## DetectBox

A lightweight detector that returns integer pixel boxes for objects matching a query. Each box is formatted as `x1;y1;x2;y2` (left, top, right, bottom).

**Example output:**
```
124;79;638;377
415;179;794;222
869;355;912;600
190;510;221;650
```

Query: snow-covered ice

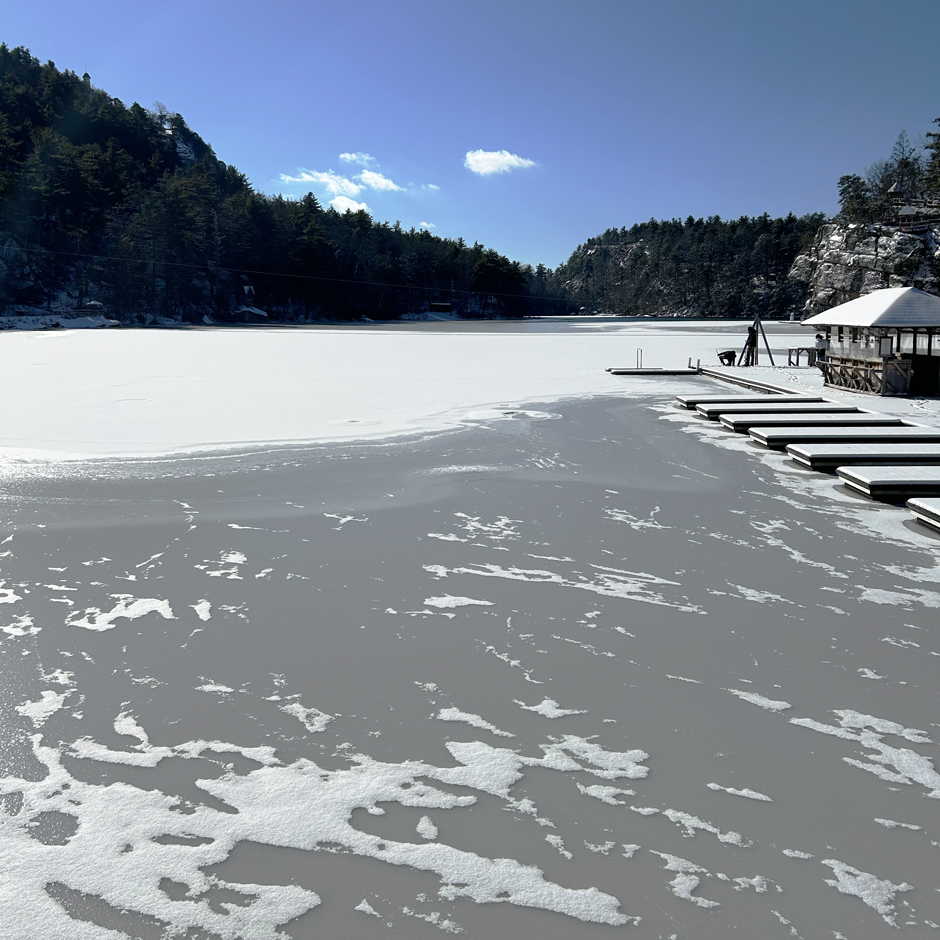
2;318;939;939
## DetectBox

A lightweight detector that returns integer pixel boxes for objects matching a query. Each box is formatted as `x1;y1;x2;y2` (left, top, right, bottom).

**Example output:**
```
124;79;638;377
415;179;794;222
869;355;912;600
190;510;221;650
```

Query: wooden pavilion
803;287;940;397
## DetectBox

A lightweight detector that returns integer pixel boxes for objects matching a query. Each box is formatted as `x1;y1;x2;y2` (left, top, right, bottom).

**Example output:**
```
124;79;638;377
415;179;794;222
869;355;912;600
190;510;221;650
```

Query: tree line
551;213;825;319
837;122;940;223
0;45;561;322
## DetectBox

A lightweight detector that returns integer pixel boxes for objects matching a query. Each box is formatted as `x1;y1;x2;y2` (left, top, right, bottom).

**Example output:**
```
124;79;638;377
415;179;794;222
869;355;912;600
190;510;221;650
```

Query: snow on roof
803;287;940;328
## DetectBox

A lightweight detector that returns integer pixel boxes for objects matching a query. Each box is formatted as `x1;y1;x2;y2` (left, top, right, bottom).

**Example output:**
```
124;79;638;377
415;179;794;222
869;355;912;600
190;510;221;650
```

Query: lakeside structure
803;287;940;396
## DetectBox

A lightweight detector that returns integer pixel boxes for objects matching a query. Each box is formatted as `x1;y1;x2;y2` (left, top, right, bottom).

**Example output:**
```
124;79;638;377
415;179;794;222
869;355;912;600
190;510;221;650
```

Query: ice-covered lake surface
2;318;940;939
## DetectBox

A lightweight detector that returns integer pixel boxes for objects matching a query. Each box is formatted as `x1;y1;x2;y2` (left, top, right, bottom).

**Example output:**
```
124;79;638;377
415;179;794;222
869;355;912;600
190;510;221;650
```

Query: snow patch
515;698;586;718
67;595;175;631
707;782;773;801
15;690;67;727
724;688;791;712
424;596;494;609
821;858;912;925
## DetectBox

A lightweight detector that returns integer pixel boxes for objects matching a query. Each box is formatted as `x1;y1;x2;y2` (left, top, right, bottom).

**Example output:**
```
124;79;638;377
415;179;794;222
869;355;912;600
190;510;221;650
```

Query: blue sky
4;0;939;267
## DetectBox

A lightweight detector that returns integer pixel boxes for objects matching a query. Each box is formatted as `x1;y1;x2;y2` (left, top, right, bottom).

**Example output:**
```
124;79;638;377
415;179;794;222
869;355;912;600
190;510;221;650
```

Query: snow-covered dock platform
719;412;899;433
907;497;940;532
787;442;940;471
675;393;822;410
749;424;940;449
607;367;700;375
696;400;852;420
836;465;940;500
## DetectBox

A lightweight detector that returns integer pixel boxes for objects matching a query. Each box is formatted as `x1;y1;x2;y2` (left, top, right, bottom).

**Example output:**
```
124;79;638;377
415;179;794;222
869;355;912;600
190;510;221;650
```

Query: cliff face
789;222;940;316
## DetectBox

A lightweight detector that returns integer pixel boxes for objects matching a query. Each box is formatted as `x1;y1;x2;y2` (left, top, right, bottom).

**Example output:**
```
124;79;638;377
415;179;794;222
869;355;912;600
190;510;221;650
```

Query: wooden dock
695;401;855;420
719;412;900;433
671;373;940;529
786;442;940;471
607;367;700;375
748;424;940;449
836;465;940;500
907;497;940;533
676;394;822;410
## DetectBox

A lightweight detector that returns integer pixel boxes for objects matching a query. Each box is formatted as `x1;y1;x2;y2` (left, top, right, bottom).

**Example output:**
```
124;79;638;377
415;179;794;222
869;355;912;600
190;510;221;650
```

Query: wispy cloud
330;195;370;213
359;169;404;192
281;156;438;199
464;149;536;176
339;152;376;165
419;221;435;229
280;169;362;197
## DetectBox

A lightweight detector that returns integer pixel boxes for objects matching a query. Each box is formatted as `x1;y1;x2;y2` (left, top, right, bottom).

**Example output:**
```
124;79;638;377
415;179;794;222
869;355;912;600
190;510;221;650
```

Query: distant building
803;287;940;396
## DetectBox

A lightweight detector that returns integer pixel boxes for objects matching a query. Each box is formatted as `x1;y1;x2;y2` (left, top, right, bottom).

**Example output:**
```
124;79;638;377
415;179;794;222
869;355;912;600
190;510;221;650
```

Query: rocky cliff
789;221;940;316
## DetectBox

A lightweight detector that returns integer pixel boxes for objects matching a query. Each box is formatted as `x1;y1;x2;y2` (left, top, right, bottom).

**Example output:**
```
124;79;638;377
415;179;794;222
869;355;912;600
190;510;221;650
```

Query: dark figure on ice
815;333;826;370
740;326;758;367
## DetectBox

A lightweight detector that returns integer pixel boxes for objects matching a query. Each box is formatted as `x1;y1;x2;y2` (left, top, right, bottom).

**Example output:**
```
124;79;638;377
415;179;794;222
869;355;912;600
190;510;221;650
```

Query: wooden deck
748;424;940;449
695;401;852;419
786;443;940;471
676;394;822;410
836;465;940;500
607;368;700;375
719;412;899;433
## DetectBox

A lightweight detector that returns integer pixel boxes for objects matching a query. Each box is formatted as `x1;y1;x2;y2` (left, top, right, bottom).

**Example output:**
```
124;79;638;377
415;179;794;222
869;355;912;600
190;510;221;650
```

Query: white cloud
279;169;362;197
423;183;440;191
464;149;536;176
339;152;376;165
419;221;435;229
330;195;370;214
359;169;404;192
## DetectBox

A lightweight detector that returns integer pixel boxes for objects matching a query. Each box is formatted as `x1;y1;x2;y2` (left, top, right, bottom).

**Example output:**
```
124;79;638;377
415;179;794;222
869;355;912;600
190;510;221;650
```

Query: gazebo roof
803;287;940;328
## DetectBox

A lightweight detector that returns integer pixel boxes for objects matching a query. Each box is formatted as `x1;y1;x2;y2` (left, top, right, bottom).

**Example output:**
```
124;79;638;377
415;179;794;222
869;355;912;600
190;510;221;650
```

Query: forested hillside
554;213;825;319
0;45;548;322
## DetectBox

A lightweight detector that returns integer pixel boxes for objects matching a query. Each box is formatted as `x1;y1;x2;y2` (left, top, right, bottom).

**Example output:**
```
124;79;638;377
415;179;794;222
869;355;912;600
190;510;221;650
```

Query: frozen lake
2;319;939;939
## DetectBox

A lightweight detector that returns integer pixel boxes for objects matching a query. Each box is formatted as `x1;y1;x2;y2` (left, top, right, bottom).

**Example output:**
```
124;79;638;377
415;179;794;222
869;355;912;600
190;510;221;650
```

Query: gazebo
803;287;940;397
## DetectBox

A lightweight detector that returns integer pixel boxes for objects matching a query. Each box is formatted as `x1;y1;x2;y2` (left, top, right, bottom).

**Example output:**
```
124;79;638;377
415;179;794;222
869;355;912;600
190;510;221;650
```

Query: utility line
1;243;567;303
